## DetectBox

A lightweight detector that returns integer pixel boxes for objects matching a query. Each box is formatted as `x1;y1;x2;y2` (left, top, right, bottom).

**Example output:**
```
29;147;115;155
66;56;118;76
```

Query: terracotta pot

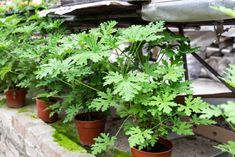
36;98;59;123
75;112;106;146
4;89;27;108
131;138;173;157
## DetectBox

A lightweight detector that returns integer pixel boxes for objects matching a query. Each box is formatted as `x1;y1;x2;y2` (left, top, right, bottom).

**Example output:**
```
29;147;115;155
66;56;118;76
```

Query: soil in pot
131;138;173;157
75;112;106;146
4;89;27;108
36;97;59;123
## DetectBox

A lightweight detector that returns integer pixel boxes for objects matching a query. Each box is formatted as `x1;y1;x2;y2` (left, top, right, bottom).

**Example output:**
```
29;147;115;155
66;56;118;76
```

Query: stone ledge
0;104;94;157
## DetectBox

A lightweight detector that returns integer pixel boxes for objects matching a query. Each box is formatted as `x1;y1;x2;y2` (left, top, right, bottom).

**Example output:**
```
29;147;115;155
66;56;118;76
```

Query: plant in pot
35;21;119;145
31;23;68;123
200;64;235;156
0;11;66;120
0;4;65;108
0;14;33;108
89;22;215;156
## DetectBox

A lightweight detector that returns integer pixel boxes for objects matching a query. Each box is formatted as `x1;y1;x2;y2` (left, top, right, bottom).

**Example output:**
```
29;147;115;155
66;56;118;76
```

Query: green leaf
65;66;93;83
99;21;118;48
118;22;165;43
149;93;177;114
224;64;235;88
191;115;216;125
128;104;147;118
221;101;235;124
104;71;149;101
179;96;209;116
156;63;185;82
0;65;11;79
172;120;193;135
90;89;116;112
13;23;38;34
125;127;153;148
216;141;235;155
63;103;82;123
200;105;222;119
91;133;116;155
69;32;110;65
36;58;71;79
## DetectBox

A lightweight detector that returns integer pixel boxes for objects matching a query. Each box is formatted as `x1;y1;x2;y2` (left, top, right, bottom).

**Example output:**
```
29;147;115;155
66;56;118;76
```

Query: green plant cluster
0;0;50;15
200;64;235;156
0;5;65;92
33;21;214;154
0;4;217;156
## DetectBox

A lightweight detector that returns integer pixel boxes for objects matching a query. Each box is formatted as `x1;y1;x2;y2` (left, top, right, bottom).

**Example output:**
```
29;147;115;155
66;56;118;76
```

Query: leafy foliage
91;133;116;155
89;21;211;154
172;120;193;135
201;63;235;155
0;14;213;156
216;141;235;155
90;89;116;112
223;64;235;88
178;96;209;116
0;9;65;92
104;71;149;101
35;21;119;123
126;127;155;150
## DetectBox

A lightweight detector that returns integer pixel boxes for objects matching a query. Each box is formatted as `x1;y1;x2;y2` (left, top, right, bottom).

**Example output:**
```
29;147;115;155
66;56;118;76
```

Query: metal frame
178;26;235;94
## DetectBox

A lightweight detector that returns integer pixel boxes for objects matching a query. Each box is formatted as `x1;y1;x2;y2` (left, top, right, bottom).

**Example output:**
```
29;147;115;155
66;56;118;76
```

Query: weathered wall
0;106;92;157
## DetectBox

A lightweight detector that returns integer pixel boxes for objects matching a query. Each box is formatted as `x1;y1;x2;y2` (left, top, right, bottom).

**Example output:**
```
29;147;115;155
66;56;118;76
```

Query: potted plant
2;7;66;121
90;22;215;156
0;5;39;107
0;1;65;108
31;22;67;123
35;92;62;123
35;21;118;145
200;64;235;156
0;14;30;108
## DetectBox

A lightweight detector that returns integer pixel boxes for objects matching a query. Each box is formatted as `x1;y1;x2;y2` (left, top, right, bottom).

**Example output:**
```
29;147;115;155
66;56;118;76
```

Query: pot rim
75;112;106;123
131;138;173;155
36;97;59;104
4;88;27;94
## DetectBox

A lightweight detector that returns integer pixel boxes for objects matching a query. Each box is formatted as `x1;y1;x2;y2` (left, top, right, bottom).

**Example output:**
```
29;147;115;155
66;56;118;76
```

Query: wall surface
0;105;93;157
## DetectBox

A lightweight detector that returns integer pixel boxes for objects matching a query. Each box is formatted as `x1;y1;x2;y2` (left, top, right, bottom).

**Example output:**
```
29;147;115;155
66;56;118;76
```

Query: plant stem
56;77;73;88
10;71;20;75
74;79;100;92
117;47;135;65
56;77;100;92
134;42;143;65
151;113;178;130
115;116;131;137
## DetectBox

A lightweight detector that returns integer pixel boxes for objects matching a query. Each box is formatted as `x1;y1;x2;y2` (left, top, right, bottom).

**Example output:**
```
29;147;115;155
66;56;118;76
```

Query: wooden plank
176;93;235;105
193;125;235;143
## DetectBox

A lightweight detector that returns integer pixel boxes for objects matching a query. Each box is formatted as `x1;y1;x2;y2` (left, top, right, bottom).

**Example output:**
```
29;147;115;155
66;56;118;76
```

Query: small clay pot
75;112;106;146
131;138;173;157
36;98;59;123
4;89;27;108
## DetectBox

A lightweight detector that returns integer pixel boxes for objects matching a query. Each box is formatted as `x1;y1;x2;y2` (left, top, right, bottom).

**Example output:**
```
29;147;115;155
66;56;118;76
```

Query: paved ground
106;118;227;157
172;136;221;157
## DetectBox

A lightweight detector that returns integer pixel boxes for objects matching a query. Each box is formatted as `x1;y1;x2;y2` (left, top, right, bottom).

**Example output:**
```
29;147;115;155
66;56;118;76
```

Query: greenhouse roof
39;0;235;25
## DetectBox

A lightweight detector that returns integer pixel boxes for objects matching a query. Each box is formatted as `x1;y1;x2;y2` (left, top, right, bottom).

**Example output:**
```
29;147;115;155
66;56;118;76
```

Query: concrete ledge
0;104;93;157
